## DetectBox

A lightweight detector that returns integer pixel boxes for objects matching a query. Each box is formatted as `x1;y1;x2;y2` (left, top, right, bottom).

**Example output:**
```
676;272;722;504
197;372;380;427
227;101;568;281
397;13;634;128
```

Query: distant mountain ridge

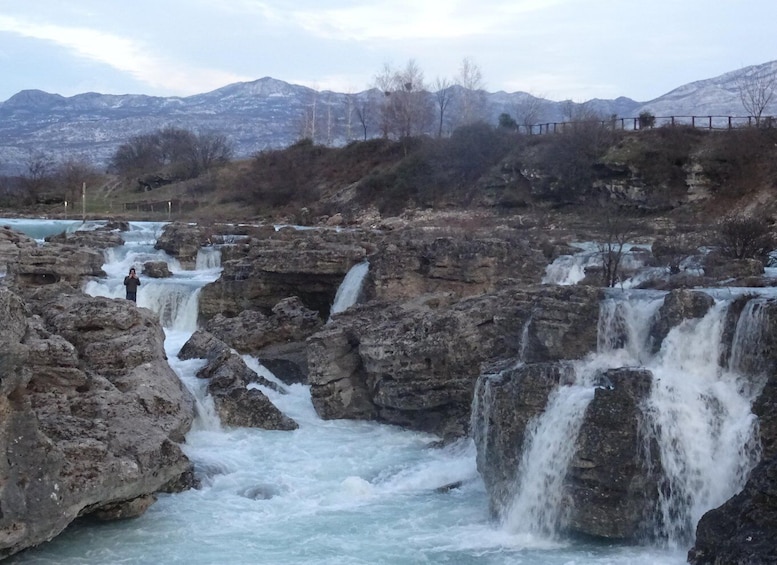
0;61;775;175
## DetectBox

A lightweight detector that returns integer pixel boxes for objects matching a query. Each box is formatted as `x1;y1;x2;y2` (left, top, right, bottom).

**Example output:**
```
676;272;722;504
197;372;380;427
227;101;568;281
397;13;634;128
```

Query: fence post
728;116;732;129
708;116;712;129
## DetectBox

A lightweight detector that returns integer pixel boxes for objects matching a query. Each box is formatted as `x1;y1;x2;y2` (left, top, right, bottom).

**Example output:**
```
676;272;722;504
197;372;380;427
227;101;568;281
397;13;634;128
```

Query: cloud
275;0;565;42
0;14;250;95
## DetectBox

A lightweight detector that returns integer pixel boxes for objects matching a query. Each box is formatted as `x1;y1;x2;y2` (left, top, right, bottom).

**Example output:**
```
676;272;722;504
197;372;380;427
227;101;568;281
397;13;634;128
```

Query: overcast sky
0;0;775;104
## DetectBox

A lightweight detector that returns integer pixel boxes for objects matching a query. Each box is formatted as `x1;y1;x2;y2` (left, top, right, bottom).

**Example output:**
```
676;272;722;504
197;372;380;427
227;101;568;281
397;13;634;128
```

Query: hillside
1;60;775;176
9;122;776;244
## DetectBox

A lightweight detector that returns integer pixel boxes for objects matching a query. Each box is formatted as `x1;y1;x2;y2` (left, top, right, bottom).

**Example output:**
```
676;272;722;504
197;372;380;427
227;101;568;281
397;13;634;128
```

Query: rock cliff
0;283;195;559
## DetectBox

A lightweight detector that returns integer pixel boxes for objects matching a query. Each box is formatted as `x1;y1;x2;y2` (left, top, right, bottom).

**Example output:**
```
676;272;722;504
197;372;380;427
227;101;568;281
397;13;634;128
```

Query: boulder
307;284;603;439
0;285;195;560
154;222;208;269
5;243;105;290
198;234;366;320
688;456;777;565
177;329;232;361
197;349;296;430
648;289;714;353
143;261;172;278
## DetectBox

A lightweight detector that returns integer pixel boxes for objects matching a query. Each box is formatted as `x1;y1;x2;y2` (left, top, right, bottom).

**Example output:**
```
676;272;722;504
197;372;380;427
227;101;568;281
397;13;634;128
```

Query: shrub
638;112;656;129
715;215;774;261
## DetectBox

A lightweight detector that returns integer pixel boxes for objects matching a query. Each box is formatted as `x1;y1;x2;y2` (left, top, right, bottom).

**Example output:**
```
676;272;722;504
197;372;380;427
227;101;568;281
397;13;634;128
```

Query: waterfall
83;223;221;334
196;247;222;270
642;301;761;546
542;243;655;287
728;298;768;379
330;261;369;317
492;290;767;547
501;367;594;537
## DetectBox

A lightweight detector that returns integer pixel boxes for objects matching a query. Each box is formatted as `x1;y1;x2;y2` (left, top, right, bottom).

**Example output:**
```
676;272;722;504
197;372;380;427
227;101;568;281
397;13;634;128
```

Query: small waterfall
330;261;369;317
542;243;652;287
542;244;598;285
728;298;768;379
196;247;222;270
491;290;768;546
502;374;595;537
641;300;762;545
84;223;220;334
597;292;664;363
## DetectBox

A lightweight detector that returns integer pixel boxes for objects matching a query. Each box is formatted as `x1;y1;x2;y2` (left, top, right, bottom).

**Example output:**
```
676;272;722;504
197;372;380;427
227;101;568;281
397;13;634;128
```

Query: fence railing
521;115;774;135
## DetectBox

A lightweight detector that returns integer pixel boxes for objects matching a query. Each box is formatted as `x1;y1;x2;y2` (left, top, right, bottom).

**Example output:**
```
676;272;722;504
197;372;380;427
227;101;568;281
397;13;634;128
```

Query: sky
0;0;775;104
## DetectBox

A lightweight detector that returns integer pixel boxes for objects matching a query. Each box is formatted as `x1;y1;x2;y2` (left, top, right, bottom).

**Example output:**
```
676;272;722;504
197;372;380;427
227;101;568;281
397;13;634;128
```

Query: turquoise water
5;219;693;565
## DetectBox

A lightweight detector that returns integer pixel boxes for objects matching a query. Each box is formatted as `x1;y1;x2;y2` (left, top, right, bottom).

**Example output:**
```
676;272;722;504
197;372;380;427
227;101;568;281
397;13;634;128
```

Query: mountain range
1;60;775;175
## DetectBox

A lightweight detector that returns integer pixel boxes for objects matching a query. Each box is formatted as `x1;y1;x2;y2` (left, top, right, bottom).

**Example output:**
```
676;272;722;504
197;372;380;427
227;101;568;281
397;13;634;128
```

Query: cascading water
642;299;764;546
491;288;769;550
330;260;369;317
9;218;765;564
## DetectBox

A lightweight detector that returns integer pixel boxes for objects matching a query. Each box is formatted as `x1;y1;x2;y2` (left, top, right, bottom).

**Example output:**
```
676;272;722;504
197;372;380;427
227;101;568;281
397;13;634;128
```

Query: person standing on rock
124;267;141;302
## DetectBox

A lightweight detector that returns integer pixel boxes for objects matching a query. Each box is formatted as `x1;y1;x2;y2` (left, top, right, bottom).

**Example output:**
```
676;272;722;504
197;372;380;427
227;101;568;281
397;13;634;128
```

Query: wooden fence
521;115;774;135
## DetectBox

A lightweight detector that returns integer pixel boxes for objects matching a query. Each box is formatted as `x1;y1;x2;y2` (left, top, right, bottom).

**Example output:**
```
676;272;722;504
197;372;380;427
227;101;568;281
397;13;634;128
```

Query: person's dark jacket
124;274;141;293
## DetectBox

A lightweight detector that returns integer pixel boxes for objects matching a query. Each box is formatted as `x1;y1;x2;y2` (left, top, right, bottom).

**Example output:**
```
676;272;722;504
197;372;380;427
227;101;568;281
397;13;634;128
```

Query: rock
367;231;547;303
5;243;105;291
307;284;602;439
205;297;322;353
196;348;297;430
154;222;208;269
472;361;571;516
648;289;714;353
0;285;195;560
326;213;345;226
45;228;124;249
203;298;324;381
198;349;284;394
565;368;659;540
703;252;765;280
198;233;366;320
0;226;37;273
208;386;297;431
178;329;232;361
143;261;172;278
688;456;777;565
473;364;660;541
88;494;157;521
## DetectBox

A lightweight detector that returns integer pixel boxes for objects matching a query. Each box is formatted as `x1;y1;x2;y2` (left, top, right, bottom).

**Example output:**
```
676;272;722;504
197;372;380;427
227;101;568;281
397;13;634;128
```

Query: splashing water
6;220;699;564
330;261;369;317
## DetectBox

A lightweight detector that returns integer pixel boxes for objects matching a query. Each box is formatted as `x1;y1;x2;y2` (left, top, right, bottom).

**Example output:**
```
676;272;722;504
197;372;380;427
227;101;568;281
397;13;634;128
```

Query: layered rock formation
0;283;195;559
307;285;602;439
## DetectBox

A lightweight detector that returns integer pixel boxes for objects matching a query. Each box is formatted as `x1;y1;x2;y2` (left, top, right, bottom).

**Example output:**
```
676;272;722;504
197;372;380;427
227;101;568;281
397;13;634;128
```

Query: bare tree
598;205;634;288
433;77;454;138
374;60;434;139
343;90;357;142
22;151;55;201
188;132;232;176
736;66;776;125
299;88;319;142
455;57;487;127
56;157;101;204
514;92;547;132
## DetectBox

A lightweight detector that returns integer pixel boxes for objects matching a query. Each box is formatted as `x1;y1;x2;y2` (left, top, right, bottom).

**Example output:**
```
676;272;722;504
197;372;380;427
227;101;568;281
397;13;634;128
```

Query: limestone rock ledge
0;284;195;560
